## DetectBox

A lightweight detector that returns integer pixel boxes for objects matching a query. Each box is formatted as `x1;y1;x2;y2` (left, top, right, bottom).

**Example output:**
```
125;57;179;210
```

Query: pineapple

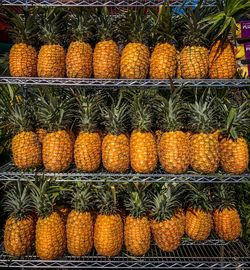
150;185;183;252
124;184;151;256
203;0;250;79
94;184;123;257
129;91;157;173
3;8;37;77
219;98;249;174
150;4;177;79
120;8;151;79
213;185;241;241
30;179;66;260
185;184;213;241
179;3;209;79
66;183;94;256
155;87;189;174
37;7;65;78
100;93;130;173
35;89;74;172
66;8;94;78
3;182;36;256
74;90;102;172
188;90;219;174
93;8;119;78
0;85;42;169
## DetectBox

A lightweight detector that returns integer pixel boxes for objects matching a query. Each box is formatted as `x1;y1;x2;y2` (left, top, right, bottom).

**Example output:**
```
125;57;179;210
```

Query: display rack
0;77;250;87
0;162;249;183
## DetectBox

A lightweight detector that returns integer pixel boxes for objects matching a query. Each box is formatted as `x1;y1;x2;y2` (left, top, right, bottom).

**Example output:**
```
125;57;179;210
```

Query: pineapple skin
189;133;219;174
213;208;241;241
94;214;123;257
93;40;120;79
150;43;177;79
9;43;37;77
36;128;48;144
209;40;236;79
130;131;157;173
120;43;150;79
175;208;186;237
42;130;73;172
12;131;42;169
102;133;130;173
74;131;102;172
151;217;182;252
36;211;66;260
220;138;249;174
66;210;93;256
66;41;93;78
158;131;189;174
37;44;65;78
124;216;150;256
4;215;35;256
185;208;212;241
179;46;209;79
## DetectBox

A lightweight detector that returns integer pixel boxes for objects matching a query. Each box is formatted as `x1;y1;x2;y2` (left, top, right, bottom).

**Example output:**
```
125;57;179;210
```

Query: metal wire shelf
0;77;250;88
0;240;248;268
0;162;249;183
0;0;216;7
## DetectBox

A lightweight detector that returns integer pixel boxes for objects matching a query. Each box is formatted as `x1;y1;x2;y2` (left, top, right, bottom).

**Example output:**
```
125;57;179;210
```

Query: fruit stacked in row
4;0;250;79
3;181;242;259
0;85;248;175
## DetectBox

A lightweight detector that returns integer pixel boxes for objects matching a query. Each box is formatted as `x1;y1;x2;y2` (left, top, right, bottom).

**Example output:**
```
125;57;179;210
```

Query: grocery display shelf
0;77;250;88
0;0;216;7
0;162;249;183
0;240;248;269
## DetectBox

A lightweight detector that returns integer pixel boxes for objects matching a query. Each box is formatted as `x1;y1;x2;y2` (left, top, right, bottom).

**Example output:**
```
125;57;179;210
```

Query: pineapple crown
155;85;185;132
30;177;63;218
150;184;181;222
37;7;65;45
100;92;129;135
35;88;75;132
67;8;94;43
124;183;151;218
70;183;93;212
188;89;219;133
202;0;250;43
94;183;120;215
3;181;32;220
184;183;213;212
75;89;103;132
1;7;38;45
213;184;237;211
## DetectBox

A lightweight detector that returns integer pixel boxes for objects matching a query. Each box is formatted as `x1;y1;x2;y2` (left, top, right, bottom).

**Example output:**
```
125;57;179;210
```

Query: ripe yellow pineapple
3;182;36;257
175;208;185;236
3;8;37;77
219;100;249;174
213;185;241;241
93;8;119;78
129;91;157;173
94;184;123;257
156;88;189;174
0;85;42;169
179;4;209;79
185;184;212;241
74;91;102;172
37;8;65;77
66;183;94;256
188;90;219;174
36;89;74;172
150;5;177;79
30;179;66;260
120;9;150;79
150;186;183;252
36;128;48;144
101;93;130;173
124;184;151;256
66;9;93;78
